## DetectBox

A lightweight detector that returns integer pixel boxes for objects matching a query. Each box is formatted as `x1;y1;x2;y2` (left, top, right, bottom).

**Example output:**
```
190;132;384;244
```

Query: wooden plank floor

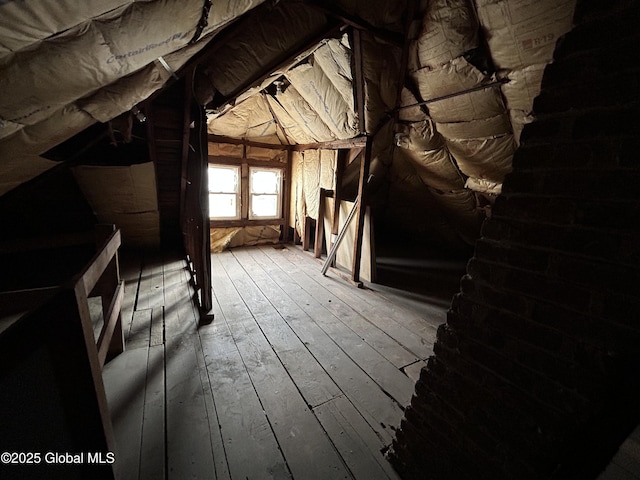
103;245;445;480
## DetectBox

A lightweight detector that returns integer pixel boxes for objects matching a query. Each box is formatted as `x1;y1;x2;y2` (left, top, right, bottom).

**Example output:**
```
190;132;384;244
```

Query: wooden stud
180;69;194;221
208;134;291;150
282;149;293;242
314;188;327;258
305;0;404;47
302;216;313;252
331;150;348;244
350;28;367;135
78;230;122;299
208;156;287;169
351;137;373;284
97;281;125;366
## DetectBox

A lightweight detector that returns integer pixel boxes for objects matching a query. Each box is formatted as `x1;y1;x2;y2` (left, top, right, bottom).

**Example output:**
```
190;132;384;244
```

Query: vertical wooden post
180;67;194;222
282;149;293;242
350;28;367;135
302;216;313;251
351;137;373;284
330;150;348;254
314;188;327;258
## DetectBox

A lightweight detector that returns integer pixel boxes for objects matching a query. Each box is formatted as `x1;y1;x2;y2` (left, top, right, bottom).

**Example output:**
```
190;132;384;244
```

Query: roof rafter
304;0;404;47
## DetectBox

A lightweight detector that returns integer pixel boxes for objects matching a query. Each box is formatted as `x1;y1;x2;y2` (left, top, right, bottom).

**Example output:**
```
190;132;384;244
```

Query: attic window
249;167;282;219
208;165;240;219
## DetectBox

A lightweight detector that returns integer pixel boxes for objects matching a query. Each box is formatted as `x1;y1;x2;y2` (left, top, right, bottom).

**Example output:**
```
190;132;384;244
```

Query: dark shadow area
373;226;472;310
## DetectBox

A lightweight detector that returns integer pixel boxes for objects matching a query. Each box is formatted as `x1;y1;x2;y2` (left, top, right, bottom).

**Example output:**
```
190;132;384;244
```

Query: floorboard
277;246;439;357
200;319;290;480
240;248;403;444
103;245;442;480
250;247;414;408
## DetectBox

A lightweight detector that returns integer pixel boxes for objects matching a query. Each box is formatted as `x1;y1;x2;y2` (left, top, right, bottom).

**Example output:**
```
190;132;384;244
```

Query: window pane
251;194;278;217
208;166;238;193
251;169;280;194
210;193;238;218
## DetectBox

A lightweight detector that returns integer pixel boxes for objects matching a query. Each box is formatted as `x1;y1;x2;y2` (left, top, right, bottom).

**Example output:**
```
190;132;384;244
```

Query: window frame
248;166;283;220
207;157;286;227
208;164;241;221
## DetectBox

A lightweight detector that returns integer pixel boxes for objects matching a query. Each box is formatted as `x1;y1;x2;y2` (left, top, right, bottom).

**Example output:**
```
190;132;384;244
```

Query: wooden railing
72;224;125;368
0;224;124;478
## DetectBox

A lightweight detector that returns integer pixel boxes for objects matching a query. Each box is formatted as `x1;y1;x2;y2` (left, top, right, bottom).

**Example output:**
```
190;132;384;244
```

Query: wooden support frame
180;67;195;221
208;134;290;150
292;136;367;151
283;149;293;242
351;137;373;285
314;188;331;258
302;216;314;252
331;150;348;246
209;156;287;169
76;225;125;368
210;22;343;111
350;28;367;136
305;0;403;47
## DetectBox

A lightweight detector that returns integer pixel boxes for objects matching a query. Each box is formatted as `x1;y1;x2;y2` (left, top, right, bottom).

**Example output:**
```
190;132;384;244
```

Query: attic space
1;0;640;479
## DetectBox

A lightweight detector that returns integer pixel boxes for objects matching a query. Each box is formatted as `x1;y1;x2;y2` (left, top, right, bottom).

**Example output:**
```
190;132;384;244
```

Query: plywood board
335;200;373;282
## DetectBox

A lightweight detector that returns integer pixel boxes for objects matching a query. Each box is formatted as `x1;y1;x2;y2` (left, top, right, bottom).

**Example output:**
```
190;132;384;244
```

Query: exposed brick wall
389;1;640;479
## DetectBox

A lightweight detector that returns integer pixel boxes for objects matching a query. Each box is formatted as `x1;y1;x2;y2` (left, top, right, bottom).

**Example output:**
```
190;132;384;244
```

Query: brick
504;170;640;201
392;3;640;478
460;275;532;316
548;253;640;295
534;72;640;115
519;117;571;146
601;293;640;326
469;258;594;312
618;137;640;166
509;143;555;170
541;40;640;89
574;199;640;230
481;218;640;266
573;0;637;26
573;107;640;139
554;3;640;60
493;195;578;224
474;239;550;273
531;302;605;347
511;139;619;171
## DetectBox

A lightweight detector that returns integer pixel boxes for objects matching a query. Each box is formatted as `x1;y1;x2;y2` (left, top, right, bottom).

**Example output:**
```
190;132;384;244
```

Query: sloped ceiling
0;0;577;247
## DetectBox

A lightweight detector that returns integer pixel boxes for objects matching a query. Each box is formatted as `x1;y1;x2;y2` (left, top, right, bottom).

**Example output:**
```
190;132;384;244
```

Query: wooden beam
331;150;348;241
350;28;367;135
292;136;367;151
263;92;291;145
77;229;122;298
210;218;286;228
305;1;403;47
241;163;249;220
282;149;293;242
393;0;417;111
208;134;290;151
302;216;313;252
97;281;125;367
72;281;117;457
211;22;343;110
180;71;194;221
208;156;287;169
351;137;373;284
